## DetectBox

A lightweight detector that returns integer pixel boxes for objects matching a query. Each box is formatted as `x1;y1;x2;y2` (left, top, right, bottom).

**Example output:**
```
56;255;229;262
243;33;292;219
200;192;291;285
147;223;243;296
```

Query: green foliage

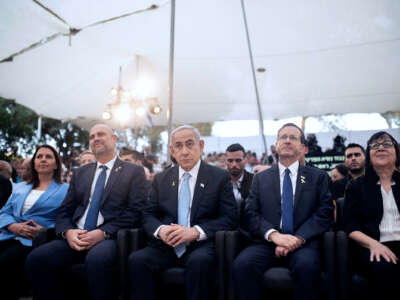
0;98;38;160
0;96;89;162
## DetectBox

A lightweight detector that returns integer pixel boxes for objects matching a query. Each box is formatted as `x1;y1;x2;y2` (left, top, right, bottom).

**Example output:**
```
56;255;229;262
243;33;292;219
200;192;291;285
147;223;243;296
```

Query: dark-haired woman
344;131;400;297
0;145;68;299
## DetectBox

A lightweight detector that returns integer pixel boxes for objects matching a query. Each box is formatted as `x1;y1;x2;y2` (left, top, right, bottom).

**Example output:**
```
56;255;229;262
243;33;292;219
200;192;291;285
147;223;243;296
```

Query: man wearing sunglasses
331;143;366;201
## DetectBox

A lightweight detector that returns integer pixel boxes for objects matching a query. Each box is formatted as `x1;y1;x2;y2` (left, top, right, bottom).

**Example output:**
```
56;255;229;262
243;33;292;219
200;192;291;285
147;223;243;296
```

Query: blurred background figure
330;163;348;182
267;145;279;165
0;145;68;300
306;133;323;156
19;158;32;183
325;135;346;155
120;147;151;180
79;150;96;166
0;161;13;209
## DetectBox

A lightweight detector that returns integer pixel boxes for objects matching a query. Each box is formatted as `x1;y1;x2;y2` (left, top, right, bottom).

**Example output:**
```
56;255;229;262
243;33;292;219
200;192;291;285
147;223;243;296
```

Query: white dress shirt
265;161;298;241
76;156;117;230
21;190;44;215
379;182;400;243
232;173;244;203
154;159;206;241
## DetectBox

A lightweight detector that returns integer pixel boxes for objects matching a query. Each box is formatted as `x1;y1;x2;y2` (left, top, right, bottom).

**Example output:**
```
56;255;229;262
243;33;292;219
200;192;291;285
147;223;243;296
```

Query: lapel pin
200;183;205;188
172;181;176;187
300;176;306;184
114;166;122;172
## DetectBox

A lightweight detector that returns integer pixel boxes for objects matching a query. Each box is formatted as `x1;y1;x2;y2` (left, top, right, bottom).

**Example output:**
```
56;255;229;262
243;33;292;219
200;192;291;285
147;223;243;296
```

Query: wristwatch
103;231;111;240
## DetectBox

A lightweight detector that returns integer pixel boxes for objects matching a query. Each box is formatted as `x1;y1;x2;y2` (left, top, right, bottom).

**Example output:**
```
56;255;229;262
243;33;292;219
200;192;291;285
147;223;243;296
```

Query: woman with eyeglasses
0;145;68;299
343;131;400;297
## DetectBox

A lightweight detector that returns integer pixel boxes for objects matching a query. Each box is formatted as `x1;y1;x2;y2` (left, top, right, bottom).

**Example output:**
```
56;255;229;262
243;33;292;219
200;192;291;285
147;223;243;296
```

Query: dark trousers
233;243;321;300
128;242;215;300
354;240;400;298
25;239;118;300
0;239;32;300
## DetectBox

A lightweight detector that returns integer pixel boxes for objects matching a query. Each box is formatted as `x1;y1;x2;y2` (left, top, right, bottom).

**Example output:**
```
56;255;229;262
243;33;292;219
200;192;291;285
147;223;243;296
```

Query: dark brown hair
29;145;63;188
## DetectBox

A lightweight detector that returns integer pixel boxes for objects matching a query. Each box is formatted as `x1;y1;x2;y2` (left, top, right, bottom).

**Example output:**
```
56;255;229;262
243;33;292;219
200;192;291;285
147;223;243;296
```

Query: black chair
120;228;226;300
225;231;336;300
335;198;370;300
32;227;129;300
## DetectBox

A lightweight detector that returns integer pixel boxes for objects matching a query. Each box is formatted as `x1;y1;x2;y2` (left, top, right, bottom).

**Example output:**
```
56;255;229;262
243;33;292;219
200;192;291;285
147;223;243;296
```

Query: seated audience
330;163;348;182
343;131;400;298
0;145;68;300
120;147;151;180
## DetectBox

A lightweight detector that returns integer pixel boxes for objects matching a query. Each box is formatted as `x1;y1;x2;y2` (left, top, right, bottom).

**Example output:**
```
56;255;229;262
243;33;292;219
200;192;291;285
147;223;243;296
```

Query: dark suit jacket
56;158;147;236
0;175;12;209
343;170;400;241
143;161;238;249
245;164;333;244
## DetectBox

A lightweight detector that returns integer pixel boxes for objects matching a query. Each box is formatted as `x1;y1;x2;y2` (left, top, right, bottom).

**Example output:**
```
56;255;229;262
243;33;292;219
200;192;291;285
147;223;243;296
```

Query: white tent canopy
1;0;400;129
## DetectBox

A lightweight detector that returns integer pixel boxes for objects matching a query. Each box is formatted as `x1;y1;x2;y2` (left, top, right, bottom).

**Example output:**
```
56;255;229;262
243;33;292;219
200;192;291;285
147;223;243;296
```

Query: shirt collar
179;159;201;181
278;160;299;177
97;155;117;171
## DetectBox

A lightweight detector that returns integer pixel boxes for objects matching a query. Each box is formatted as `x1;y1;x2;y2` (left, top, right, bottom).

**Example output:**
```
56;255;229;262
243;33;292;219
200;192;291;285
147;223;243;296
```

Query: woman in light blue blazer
0;145;68;300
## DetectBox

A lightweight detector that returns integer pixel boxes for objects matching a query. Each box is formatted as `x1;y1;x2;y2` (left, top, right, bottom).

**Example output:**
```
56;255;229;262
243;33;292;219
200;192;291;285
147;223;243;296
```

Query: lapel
293;165;307;211
15;184;33;216
25;180;60;214
101;158;123;206
169;166;179;220
83;163;97;207
270;165;281;209
190;161;207;224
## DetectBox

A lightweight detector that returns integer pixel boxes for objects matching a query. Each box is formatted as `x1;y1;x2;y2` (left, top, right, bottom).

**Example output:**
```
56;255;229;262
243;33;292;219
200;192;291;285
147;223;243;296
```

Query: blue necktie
84;165;107;231
281;168;294;234
175;172;191;257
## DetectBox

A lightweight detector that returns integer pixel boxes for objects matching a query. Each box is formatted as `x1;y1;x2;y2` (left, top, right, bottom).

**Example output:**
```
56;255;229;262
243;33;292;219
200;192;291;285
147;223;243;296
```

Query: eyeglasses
369;140;394;150
346;153;362;159
226;158;244;163
278;134;300;142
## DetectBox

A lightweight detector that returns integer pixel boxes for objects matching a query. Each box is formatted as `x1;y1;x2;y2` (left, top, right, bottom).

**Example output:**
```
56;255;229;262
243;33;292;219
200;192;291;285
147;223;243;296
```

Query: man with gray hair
128;125;238;300
0;160;12;208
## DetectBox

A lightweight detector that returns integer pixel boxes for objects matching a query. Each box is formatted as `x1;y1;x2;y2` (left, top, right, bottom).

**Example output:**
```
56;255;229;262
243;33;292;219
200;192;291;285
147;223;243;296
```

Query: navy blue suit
26;158;147;300
234;164;333;300
128;161;238;300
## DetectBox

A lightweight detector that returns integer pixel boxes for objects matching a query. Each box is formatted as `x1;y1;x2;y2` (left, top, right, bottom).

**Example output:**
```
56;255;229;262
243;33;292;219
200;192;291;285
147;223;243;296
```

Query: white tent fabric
1;0;400;129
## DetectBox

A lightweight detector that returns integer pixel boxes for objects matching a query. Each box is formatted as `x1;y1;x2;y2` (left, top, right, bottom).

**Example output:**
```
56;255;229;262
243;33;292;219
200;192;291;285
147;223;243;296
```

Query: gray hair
170;125;201;145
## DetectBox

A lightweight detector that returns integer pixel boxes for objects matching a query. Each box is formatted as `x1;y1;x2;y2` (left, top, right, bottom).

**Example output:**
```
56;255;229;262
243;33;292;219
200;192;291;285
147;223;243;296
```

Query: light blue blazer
0;180;68;246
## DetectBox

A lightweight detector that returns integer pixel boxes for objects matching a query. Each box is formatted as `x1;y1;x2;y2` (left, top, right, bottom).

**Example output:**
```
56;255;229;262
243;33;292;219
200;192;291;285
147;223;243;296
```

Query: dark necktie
84;165;107;231
281;168;294;234
175;172;191;257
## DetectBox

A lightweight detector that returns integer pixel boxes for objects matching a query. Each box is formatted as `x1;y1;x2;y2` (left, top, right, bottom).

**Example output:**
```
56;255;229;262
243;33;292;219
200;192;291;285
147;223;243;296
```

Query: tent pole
166;0;176;163
37;115;42;140
240;0;268;158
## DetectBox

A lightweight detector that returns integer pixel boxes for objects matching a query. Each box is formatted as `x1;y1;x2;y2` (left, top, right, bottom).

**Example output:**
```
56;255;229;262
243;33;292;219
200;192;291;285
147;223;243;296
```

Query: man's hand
7;219;40;239
275;246;290;258
65;229;90;251
269;232;303;252
78;229;105;249
158;225;179;245
164;224;200;247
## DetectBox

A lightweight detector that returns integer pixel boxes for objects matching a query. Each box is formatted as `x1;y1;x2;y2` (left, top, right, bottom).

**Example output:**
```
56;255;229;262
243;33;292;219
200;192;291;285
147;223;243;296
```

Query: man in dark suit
233;123;333;300
225;143;254;218
128;125;238;300
26;124;147;300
